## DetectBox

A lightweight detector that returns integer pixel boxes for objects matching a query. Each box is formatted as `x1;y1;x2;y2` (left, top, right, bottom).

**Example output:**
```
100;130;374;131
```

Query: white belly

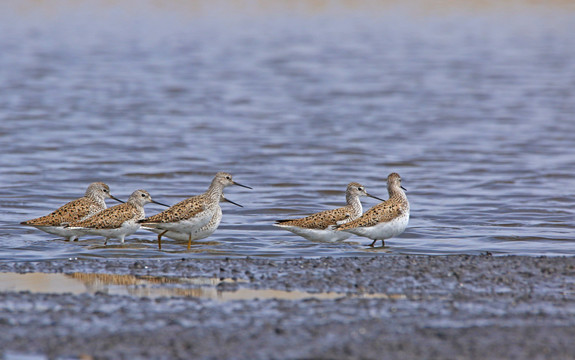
33;226;81;241
144;207;223;242
151;209;214;234
275;224;352;242
345;213;409;241
80;221;141;240
144;225;218;242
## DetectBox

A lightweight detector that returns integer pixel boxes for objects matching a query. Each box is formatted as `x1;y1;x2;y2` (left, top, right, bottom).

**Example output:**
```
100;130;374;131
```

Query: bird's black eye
103;189;108;193
358;187;363;191
226;176;231;180
141;194;146;197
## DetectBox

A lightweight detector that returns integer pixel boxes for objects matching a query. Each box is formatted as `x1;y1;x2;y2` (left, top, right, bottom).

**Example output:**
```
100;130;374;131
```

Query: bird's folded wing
67;204;130;229
338;202;403;230
21;198;93;226
140;197;206;224
276;207;350;230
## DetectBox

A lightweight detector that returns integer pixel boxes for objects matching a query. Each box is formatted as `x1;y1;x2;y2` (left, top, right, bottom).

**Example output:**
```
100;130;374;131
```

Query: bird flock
21;172;409;249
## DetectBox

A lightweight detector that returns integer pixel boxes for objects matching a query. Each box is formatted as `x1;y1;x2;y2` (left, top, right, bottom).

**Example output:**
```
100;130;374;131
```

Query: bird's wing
21;197;95;226
337;201;403;230
67;204;133;229
140;196;206;224
276;206;352;230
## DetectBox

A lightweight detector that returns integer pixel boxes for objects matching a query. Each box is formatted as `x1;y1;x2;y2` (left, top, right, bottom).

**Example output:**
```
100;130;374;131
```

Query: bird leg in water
157;230;168;250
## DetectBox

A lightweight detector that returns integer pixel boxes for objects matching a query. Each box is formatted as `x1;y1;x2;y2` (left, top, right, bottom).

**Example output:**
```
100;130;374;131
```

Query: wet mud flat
0;255;574;359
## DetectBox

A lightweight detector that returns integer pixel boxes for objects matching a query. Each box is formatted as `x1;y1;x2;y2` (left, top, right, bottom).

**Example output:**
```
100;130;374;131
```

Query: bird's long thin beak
233;181;252;190
152;200;170;207
401;186;407;191
110;195;125;203
367;193;386;202
223;197;243;208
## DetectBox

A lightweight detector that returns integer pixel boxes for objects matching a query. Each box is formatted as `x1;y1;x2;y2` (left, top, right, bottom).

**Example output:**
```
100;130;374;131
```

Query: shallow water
1;1;575;261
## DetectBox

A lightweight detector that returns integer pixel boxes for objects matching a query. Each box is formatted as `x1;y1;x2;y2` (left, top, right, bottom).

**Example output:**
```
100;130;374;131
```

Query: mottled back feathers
21;182;120;227
139;195;207;224
21;197;103;226
275;207;352;230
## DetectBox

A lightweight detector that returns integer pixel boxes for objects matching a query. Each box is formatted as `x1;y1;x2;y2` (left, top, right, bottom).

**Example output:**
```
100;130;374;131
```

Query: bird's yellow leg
157;230;168;250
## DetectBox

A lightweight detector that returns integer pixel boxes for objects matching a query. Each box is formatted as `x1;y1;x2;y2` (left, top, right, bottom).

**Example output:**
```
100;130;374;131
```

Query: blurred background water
1;0;574;261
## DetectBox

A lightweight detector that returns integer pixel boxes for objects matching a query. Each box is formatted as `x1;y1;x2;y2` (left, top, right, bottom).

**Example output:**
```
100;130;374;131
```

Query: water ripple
1;2;575;260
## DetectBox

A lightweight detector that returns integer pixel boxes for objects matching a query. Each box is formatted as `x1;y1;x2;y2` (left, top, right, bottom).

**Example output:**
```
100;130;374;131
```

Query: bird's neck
126;199;143;209
87;194;106;208
346;193;363;218
388;186;408;207
205;182;225;202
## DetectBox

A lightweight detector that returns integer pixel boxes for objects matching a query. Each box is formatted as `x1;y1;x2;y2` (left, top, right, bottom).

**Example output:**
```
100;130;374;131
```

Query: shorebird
138;172;252;250
336;173;409;247
20;182;123;241
142;195;243;250
65;190;168;245
274;182;385;242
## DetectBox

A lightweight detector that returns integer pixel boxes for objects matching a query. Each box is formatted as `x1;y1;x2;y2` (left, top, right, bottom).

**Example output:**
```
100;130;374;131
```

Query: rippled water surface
1;1;575;261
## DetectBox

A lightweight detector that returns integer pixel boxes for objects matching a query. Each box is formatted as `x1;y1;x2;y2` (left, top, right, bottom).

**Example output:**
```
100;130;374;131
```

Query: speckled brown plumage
275;208;353;230
140;195;207;224
68;202;142;229
336;173;410;247
337;174;408;230
274;182;384;233
138;172;252;250
20;182;120;227
21;197;103;226
336;198;405;230
142;195;243;249
65;190;167;245
139;172;251;226
66;189;162;230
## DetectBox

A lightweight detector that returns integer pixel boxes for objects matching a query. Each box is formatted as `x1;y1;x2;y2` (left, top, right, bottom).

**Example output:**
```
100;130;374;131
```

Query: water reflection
0;272;404;301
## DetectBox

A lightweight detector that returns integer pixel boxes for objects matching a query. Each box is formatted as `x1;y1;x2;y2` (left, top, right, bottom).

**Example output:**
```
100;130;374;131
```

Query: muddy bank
0;255;574;359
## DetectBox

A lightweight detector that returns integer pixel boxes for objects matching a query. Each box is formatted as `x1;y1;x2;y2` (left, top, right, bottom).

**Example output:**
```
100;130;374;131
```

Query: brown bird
65;190;168;245
21;182;123;241
139;172;252;250
274;182;384;242
337;173;409;247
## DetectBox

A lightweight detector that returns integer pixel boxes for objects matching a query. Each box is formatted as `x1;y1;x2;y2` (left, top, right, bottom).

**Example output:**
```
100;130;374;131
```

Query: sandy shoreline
0;255;574;359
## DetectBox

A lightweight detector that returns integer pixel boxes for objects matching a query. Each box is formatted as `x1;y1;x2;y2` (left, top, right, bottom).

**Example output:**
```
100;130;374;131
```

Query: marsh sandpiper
142;195;243;250
139;172;252;250
336;173;409;247
66;189;168;245
274;182;384;242
20;182;123;241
